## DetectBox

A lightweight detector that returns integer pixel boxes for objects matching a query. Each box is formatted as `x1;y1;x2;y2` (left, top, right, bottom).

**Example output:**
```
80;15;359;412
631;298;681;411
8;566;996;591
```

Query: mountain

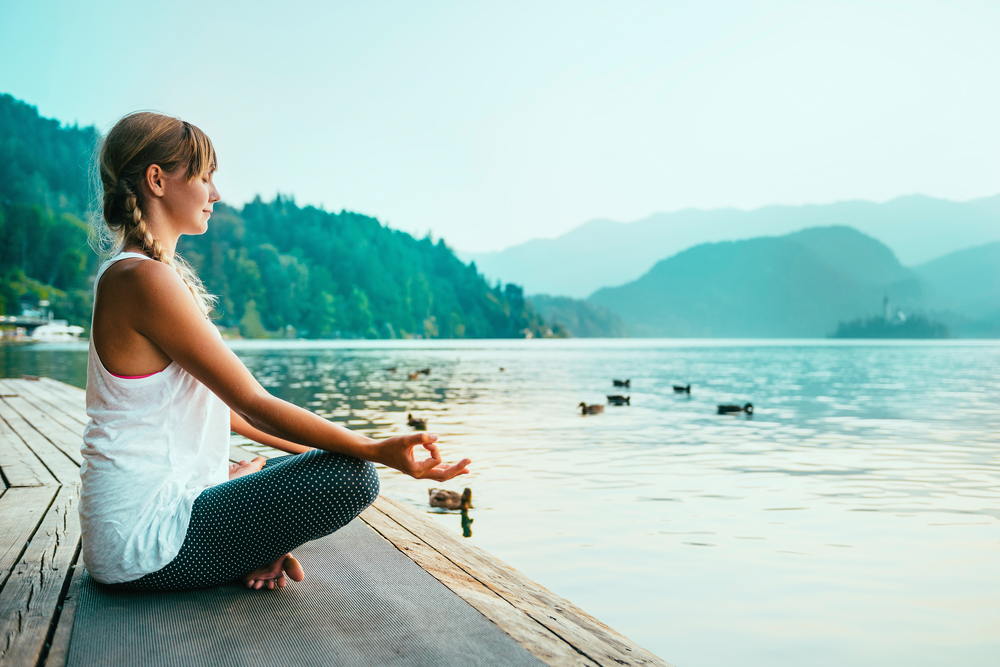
465;196;1000;298
588;227;932;338
0;92;550;339
915;241;1000;319
0;93;97;214
0;94;99;321
527;294;629;338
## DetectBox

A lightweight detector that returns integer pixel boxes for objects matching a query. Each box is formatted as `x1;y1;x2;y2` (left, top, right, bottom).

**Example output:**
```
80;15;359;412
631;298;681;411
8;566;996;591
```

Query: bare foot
228;457;267;481
242;554;305;591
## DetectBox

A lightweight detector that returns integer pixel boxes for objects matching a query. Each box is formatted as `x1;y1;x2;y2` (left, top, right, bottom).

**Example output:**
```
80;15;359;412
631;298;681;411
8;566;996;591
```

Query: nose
209;181;221;204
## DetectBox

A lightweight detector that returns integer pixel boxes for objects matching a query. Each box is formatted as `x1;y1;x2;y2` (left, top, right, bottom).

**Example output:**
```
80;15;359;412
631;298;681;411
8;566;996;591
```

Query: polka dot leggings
113;449;380;591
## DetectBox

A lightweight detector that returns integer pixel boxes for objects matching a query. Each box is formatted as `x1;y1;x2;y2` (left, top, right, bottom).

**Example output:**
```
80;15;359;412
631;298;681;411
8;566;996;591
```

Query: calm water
3;339;998;667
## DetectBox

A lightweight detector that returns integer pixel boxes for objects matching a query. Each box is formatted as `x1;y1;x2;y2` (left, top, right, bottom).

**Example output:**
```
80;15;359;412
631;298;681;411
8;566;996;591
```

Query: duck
429;487;473;511
408;371;420;381
579;402;605;415
717;403;753;415
673;384;691;394
408;413;428;429
385;366;397;372
418;367;431;375
499;367;505;372
613;379;630;388
606;395;630;406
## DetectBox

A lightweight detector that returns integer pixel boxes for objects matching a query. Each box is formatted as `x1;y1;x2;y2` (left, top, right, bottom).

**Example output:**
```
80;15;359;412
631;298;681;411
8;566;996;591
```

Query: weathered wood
372;497;670;667
0;486;59;590
0;383;87;466
0;411;56;488
0;395;82;467
37;378;85;402
0;380;86;434
361;506;599;667
0;484;80;667
0;400;79;485
41;559;84;667
3;380;87;428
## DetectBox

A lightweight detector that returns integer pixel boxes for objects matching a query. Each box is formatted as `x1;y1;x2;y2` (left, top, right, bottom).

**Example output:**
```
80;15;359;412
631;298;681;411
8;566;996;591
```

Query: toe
284;556;305;582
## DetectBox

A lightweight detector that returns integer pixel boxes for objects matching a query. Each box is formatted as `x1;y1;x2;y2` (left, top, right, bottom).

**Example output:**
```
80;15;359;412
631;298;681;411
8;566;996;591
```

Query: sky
2;0;999;253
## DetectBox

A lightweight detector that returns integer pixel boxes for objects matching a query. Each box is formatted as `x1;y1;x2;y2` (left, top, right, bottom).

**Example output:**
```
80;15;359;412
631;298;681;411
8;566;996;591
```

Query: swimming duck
408;413;428;429
607;395;630;406
408;371;420;380
717;403;753;415
613;379;630;388
579;402;605;415
385;366;397;372
673;384;691;393
418;367;431;375
429;487;473;510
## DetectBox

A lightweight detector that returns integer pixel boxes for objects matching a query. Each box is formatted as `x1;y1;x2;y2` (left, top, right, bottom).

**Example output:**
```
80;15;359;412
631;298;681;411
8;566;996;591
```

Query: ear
145;164;167;197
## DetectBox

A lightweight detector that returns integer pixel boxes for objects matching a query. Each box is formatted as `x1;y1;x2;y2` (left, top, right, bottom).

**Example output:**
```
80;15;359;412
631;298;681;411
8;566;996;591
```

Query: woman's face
159;163;221;236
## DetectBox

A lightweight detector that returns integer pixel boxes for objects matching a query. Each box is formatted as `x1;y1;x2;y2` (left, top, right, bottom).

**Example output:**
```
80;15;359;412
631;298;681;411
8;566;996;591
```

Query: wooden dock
0;376;669;667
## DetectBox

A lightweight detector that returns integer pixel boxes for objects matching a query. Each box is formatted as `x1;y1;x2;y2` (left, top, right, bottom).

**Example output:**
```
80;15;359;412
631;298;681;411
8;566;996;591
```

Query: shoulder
101;258;197;311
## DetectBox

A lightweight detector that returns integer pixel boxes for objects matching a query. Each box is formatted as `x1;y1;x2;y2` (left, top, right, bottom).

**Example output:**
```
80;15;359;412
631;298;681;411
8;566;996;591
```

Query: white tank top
80;252;230;584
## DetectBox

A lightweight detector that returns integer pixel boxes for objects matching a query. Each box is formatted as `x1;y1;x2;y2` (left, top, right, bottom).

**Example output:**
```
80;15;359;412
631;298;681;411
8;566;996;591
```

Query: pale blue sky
2;0;998;252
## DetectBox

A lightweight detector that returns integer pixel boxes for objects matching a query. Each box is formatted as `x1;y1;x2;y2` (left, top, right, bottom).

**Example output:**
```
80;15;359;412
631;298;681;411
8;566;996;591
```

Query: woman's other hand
373;433;471;481
228;457;267;480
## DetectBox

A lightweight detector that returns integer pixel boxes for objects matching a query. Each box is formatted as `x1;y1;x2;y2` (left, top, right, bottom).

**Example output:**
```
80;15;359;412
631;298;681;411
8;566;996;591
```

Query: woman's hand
372;433;471;481
228;457;267;480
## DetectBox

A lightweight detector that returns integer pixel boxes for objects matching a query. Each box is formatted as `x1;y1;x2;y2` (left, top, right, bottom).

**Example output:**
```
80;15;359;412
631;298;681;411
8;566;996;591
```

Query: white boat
31;321;85;342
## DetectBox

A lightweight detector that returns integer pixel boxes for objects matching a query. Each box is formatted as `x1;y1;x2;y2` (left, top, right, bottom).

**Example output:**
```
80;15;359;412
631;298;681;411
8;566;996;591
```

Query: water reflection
461;508;474;538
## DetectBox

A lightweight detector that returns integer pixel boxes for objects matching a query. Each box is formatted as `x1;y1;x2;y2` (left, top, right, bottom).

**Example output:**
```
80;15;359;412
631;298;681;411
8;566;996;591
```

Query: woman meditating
81;111;470;591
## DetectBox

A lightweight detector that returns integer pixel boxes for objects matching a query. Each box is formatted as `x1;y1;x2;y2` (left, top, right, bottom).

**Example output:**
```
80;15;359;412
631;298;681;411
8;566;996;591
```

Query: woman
81;111;470;592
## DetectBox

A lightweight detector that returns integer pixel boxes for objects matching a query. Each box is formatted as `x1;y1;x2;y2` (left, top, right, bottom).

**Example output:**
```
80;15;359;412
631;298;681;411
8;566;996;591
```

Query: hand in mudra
375;433;471;481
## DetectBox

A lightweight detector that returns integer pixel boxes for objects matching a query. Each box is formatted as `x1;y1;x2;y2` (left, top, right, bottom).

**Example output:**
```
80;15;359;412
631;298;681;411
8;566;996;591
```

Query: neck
123;239;176;261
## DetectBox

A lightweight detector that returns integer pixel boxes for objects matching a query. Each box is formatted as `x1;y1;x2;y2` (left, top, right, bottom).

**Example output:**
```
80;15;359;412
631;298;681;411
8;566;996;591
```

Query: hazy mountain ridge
466;196;1000;298
915;241;1000;319
589;227;946;338
527;294;629;338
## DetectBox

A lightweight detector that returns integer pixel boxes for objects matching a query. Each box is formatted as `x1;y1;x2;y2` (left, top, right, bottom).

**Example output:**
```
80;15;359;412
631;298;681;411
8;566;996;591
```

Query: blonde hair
91;111;218;316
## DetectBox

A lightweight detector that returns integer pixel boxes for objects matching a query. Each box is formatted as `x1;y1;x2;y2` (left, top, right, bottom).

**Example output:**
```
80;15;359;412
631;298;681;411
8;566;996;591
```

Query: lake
2;338;997;667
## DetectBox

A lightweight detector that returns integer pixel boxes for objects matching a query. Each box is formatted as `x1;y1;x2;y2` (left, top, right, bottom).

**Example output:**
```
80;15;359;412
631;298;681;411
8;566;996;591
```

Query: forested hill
0;92;549;339
179;197;543;338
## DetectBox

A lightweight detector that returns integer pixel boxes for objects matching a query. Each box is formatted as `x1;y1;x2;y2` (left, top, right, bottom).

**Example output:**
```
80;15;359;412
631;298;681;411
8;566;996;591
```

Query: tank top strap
94;252;153;294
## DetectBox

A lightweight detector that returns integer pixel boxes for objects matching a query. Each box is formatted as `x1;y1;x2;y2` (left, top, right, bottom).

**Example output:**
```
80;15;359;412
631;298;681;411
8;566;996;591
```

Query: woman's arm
230;410;313;455
125;260;469;481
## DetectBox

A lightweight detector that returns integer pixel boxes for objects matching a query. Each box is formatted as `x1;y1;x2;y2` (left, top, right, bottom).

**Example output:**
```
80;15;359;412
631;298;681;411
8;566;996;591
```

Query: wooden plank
0;380;86;434
42;559;84;667
0;484;81;667
0;401;80;485
372;497;670;667
3;380;88;428
0;395;83;467
0;486;59;590
0;384;89;467
360;506;599;667
0;410;56;488
38;378;85;402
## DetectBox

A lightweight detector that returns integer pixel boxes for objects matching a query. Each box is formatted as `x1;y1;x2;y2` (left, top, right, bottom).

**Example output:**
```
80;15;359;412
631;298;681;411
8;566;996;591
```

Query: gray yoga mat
67;519;546;667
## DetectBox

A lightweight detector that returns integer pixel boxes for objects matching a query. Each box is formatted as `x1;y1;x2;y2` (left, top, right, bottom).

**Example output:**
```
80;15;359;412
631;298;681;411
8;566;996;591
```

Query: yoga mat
67;519;546;667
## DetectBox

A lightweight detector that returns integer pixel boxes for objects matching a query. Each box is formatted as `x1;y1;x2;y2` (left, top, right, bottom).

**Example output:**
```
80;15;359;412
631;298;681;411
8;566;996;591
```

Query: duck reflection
461;508;473;538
